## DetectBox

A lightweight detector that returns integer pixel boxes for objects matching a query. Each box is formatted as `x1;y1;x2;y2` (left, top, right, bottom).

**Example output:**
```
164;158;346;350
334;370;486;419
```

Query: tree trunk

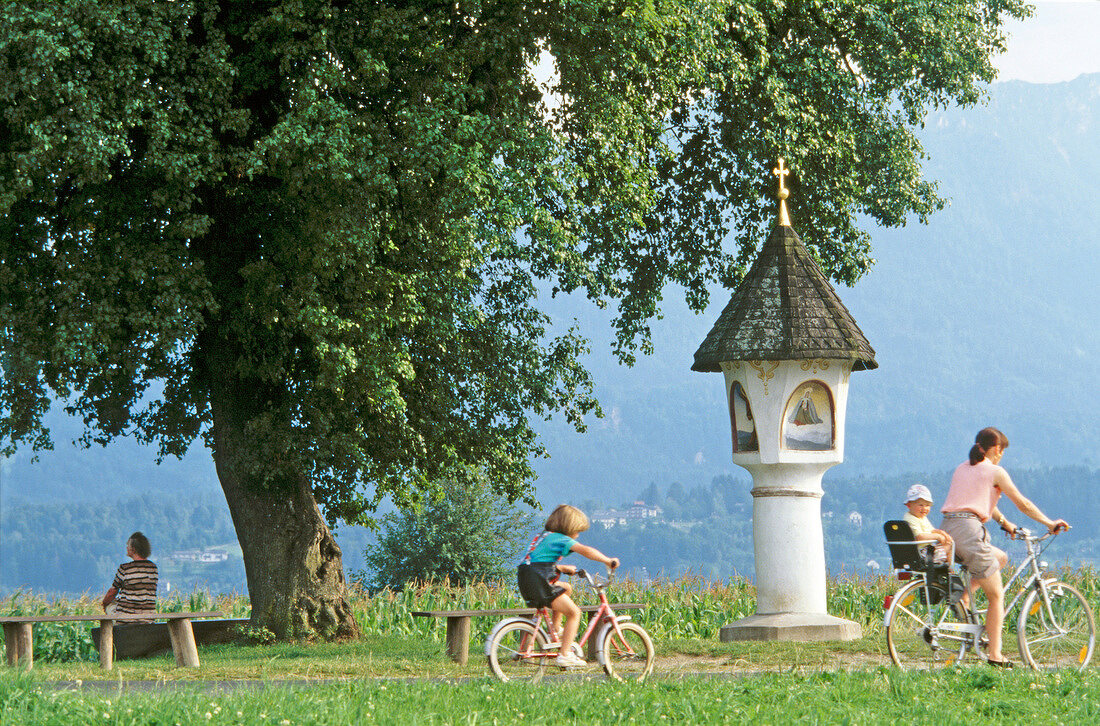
208;375;361;641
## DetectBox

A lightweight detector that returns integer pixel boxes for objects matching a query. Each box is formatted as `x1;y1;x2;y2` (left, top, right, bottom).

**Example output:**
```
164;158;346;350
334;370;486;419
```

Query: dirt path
42;652;901;693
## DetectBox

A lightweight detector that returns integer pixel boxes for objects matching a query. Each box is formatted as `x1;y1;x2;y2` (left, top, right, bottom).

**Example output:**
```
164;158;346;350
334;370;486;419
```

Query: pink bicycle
485;568;654;682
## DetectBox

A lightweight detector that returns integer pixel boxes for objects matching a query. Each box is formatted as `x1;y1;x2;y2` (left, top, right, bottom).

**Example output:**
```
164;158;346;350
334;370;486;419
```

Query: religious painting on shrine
781;381;834;451
729;381;759;453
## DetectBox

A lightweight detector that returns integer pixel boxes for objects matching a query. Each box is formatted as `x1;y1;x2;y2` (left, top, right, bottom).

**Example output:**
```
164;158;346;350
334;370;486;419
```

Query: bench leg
98;620;114;670
4;623;33;668
444;616;471;665
166;619;201;667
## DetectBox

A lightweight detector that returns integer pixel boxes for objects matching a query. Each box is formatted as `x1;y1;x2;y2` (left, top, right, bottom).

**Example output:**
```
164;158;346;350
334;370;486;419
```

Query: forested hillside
578;466;1100;581
1;494;242;596
5;465;1094;596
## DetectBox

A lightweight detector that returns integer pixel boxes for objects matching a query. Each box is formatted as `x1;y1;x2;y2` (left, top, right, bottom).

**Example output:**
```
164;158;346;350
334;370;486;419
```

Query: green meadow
4;572;1100;723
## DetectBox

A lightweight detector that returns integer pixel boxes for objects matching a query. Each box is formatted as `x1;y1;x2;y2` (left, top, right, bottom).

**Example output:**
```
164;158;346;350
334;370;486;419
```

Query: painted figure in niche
730;381;759;452
782;381;833;451
789;387;824;426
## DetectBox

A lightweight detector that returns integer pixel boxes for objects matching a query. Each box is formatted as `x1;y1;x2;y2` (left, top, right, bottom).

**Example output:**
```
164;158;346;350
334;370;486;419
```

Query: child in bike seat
903;484;952;564
517;504;619;668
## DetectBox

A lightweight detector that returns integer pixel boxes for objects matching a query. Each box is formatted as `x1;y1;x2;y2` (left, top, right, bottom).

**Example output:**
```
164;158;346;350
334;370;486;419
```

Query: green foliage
0;0;1032;520
0;591;99;664
358;477;535;590
230;623;276;646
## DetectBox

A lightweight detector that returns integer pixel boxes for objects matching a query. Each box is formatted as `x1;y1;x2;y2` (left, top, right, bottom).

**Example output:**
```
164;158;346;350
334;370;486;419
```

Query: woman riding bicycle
939;426;1068;668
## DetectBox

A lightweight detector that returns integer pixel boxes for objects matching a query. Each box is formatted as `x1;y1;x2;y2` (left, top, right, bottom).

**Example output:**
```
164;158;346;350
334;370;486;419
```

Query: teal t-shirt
525;532;577;564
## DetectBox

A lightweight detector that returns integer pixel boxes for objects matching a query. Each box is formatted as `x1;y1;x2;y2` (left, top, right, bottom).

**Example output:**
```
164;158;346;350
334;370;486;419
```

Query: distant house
172;548;230;563
625;501;662;520
591;511;627;528
848;511;863;527
592;501;663;528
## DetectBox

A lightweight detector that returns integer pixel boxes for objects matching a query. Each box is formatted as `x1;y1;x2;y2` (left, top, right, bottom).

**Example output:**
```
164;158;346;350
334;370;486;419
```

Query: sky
995;1;1100;82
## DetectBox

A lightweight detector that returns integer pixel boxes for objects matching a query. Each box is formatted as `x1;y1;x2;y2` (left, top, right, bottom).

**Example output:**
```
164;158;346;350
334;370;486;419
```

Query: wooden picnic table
0;611;223;670
411;604;644;665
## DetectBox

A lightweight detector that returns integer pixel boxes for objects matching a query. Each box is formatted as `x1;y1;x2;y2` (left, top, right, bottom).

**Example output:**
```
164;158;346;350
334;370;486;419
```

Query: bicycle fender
594;616;634;668
484;617;538;657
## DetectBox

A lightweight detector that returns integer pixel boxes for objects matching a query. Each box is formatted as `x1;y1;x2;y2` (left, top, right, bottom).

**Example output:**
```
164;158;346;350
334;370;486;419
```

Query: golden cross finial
773;158;791;227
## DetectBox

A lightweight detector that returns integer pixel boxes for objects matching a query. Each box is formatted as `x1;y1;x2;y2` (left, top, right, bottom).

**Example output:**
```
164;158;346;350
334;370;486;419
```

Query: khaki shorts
940;514;1005;580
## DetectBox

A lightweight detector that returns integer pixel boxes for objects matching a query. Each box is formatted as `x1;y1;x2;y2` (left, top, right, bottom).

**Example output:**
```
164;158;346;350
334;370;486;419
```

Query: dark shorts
517;563;566;608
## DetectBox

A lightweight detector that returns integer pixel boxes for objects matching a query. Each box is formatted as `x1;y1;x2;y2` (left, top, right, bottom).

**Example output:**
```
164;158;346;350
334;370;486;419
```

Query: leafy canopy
0;1;1029;518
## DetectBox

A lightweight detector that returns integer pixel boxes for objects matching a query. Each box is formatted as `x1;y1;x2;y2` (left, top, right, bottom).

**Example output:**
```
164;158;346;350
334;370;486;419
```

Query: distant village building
591;501;663;528
171;548;230;563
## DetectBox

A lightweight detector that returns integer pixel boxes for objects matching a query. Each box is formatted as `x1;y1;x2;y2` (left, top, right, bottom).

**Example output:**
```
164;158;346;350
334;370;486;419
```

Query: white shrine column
693;160;875;641
745;462;831;615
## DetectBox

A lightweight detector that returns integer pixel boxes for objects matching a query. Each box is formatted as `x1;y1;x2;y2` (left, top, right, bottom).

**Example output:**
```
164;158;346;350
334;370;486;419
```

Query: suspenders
521;532;566;566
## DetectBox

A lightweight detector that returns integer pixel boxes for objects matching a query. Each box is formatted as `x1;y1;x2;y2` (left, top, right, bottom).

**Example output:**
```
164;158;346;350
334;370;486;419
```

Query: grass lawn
4;630;1098;724
4;664;1100;725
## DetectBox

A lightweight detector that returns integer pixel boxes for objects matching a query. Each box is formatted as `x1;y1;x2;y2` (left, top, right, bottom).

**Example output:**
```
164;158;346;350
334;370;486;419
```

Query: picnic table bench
411;604;644;665
1;611;223;670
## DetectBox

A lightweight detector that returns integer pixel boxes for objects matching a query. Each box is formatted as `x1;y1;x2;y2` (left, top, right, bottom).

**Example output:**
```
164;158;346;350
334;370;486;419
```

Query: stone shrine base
719;612;862;642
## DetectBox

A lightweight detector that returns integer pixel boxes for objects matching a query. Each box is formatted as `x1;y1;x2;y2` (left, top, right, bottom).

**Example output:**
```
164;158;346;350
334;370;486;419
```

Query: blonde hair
545;504;589;537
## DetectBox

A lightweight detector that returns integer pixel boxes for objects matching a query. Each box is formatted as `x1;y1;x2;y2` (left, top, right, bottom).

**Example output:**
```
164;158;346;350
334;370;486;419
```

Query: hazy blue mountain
531;73;1100;507
2;74;1097;526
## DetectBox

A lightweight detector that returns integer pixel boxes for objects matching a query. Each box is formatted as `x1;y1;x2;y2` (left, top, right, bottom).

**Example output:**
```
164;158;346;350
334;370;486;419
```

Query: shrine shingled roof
691;223;877;372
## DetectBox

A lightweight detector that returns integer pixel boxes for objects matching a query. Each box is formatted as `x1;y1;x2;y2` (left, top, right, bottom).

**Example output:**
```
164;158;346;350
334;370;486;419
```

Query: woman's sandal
987;658;1015;669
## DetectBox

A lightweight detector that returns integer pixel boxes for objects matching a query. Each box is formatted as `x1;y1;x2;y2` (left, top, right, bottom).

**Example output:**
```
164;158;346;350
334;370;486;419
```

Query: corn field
5;569;1100;663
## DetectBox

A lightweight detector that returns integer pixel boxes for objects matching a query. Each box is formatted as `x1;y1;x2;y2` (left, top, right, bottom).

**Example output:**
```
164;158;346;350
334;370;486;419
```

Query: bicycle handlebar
1009;524;1069;543
572;566;616;589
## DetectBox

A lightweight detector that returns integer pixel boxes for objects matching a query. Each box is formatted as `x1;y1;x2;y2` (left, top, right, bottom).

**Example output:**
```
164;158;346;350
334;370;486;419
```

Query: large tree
0;0;1028;637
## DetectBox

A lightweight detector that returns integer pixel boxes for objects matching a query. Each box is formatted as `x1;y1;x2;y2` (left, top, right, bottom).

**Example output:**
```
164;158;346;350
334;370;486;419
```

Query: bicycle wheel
598;621;655;681
487;621;548;683
1018;581;1096;671
885;579;972;670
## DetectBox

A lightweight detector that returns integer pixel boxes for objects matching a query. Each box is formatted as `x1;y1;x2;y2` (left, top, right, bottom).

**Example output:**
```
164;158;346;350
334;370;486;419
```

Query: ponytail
969;427;1009;466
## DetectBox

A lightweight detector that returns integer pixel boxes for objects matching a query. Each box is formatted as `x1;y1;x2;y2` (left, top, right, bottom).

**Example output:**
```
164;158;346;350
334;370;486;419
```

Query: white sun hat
905;484;933;504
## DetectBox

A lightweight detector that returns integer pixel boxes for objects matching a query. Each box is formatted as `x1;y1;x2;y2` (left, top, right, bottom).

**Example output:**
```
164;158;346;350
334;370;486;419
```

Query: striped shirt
112;559;158;617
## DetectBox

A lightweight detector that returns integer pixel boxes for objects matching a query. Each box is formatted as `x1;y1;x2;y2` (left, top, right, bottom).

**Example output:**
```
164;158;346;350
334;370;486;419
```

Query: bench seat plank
1;611;223;670
0;612;223;624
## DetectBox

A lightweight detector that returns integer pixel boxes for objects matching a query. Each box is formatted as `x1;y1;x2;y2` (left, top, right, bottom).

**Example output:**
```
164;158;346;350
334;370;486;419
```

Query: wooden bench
411;604;644;665
0;611;223;670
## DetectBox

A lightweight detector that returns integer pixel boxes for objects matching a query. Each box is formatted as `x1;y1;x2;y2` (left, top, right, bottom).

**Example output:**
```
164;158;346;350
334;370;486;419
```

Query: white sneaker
556;652;587;668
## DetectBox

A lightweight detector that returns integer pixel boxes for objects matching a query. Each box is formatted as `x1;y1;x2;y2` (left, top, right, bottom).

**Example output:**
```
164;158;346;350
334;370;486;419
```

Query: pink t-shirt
941;459;1002;522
